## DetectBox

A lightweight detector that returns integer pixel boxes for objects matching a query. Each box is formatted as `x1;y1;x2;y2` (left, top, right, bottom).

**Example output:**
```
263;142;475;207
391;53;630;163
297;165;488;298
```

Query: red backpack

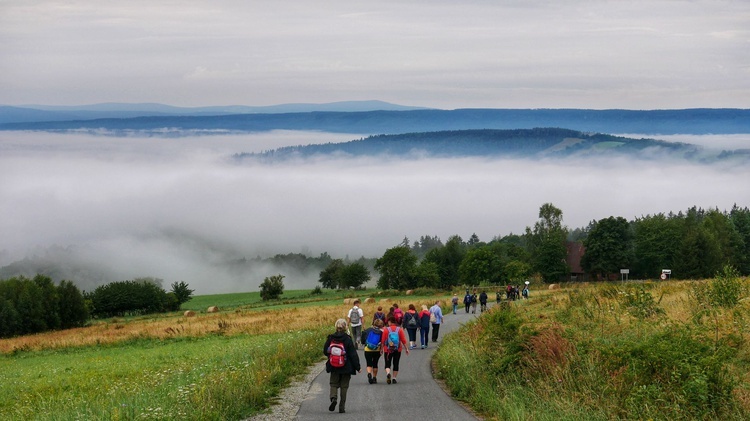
394;308;404;325
328;339;346;368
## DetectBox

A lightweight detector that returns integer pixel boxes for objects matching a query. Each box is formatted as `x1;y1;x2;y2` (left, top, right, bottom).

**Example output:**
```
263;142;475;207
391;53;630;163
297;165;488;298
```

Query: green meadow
0;289;446;420
435;277;750;420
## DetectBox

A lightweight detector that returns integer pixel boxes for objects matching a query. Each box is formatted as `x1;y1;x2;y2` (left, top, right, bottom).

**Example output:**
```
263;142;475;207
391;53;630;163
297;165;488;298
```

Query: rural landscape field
3;272;750;420
2;1;749;420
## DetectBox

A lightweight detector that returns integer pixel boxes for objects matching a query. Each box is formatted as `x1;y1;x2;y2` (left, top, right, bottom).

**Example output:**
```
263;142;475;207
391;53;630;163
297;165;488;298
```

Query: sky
1;130;749;294
1;0;749;109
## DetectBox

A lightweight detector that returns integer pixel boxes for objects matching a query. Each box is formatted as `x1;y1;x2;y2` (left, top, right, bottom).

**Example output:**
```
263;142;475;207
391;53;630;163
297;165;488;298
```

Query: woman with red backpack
323;319;361;413
380;316;410;384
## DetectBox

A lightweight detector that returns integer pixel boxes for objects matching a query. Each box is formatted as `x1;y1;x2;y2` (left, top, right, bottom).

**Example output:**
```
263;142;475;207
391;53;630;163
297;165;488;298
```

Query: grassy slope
434;280;750;420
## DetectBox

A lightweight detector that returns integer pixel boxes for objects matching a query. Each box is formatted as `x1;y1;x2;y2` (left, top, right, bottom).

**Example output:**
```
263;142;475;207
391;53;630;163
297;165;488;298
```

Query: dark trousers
329;372;351;410
431;323;440;342
384;351;402;372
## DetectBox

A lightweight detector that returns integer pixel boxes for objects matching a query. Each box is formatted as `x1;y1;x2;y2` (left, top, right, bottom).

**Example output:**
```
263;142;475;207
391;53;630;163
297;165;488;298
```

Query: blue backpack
386;327;400;352
365;328;382;350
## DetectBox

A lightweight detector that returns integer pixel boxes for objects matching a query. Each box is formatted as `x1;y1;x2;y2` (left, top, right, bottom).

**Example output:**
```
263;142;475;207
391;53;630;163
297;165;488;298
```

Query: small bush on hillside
618;285;665;319
259;274;284;301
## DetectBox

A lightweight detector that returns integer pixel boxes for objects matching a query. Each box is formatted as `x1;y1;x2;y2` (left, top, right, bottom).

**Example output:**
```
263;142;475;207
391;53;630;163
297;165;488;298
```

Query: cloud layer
1;1;749;108
1;130;748;294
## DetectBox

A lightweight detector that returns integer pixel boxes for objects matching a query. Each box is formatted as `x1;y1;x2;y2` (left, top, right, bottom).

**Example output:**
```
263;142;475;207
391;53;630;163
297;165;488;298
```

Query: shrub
618;285;665;319
259;274;284;301
88;279;170;318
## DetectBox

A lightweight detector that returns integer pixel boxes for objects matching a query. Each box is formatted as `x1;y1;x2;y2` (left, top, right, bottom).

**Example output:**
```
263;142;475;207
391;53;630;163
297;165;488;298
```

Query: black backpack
405;311;418;328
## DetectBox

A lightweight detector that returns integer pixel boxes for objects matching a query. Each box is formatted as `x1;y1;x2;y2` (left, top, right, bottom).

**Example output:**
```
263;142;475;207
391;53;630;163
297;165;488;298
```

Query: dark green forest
363;203;750;291
239;128;707;161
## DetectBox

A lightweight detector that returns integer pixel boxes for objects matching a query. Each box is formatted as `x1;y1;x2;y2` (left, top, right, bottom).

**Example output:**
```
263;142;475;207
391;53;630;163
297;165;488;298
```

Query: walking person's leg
431;323;440;342
329;373;341;411
338;374;351;413
352;325;361;347
372;353;380;383
391;351;402;383
384;352;393;384
365;351;375;383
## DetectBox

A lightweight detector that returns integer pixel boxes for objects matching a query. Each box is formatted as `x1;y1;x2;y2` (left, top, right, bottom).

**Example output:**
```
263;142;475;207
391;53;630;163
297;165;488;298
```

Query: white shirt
348;306;364;327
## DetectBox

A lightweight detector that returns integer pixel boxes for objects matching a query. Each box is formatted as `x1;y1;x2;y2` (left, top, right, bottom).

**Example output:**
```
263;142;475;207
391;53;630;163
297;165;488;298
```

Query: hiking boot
367;373;373;384
339;409;346;413
329;397;337;412
386;373;392;384
373;377;377;383
392;378;397;384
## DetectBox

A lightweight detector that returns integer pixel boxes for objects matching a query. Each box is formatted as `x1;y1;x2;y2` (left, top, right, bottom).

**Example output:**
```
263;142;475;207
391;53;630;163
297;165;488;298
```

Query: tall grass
0;329;327;420
434;277;750;420
1;289;450;420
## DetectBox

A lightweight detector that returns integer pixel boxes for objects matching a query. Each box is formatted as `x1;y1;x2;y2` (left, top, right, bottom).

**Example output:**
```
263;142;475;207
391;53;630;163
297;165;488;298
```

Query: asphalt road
296;302;488;420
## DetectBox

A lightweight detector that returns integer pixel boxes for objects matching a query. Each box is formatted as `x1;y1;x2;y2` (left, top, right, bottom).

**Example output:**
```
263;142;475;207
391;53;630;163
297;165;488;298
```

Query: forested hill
2;108;749;135
237;128;721;161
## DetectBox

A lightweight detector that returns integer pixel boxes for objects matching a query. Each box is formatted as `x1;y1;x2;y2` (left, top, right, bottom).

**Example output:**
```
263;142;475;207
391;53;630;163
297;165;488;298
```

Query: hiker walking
429;300;444;343
479;291;488;312
418;304;431;348
463;290;472;313
347;299;364;348
403;304;419;349
470;291;478;314
372;306;386;324
324;319;361;414
522;282;529;299
381;316;409;384
360;318;384;384
451;294;459;314
392;303;404;326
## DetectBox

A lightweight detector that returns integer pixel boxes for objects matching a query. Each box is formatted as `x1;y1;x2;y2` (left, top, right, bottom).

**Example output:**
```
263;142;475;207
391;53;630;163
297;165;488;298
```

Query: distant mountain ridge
237;128;748;164
0;100;427;124
1;108;748;135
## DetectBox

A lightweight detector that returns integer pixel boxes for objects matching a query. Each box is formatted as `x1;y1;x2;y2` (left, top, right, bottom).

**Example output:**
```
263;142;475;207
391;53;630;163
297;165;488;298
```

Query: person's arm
323;336;331;356
400;328;410;355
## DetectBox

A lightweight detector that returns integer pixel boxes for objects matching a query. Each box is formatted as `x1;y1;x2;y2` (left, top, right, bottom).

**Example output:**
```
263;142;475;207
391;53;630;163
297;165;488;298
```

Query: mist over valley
1;129;748;294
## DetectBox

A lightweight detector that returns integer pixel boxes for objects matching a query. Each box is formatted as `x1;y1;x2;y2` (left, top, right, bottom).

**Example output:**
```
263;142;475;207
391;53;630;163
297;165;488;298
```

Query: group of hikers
322;299;444;413
453;284;530;315
322;286;532;413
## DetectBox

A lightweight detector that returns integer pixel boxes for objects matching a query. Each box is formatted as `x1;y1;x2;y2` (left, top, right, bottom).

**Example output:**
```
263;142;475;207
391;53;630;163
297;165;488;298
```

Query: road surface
295;302;488;420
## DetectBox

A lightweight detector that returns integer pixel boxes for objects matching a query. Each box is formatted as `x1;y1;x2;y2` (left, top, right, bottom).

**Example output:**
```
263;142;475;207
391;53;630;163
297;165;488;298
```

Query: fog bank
1;131;748;294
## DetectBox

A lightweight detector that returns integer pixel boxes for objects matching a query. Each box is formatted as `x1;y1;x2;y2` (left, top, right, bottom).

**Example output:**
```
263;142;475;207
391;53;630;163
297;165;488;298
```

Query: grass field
0;288;449;420
434;276;750;420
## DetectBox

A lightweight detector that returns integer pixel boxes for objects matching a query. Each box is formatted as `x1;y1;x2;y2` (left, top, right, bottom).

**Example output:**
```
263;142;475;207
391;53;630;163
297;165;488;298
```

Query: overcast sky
1;0;748;109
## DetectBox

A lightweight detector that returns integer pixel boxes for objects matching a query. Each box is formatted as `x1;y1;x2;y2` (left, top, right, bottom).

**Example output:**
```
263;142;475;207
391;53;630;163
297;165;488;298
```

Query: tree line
322;203;750;291
0;275;194;339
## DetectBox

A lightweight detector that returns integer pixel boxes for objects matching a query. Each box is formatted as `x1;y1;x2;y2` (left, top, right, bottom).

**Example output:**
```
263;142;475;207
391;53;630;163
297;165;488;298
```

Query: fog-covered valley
1;130;748;294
